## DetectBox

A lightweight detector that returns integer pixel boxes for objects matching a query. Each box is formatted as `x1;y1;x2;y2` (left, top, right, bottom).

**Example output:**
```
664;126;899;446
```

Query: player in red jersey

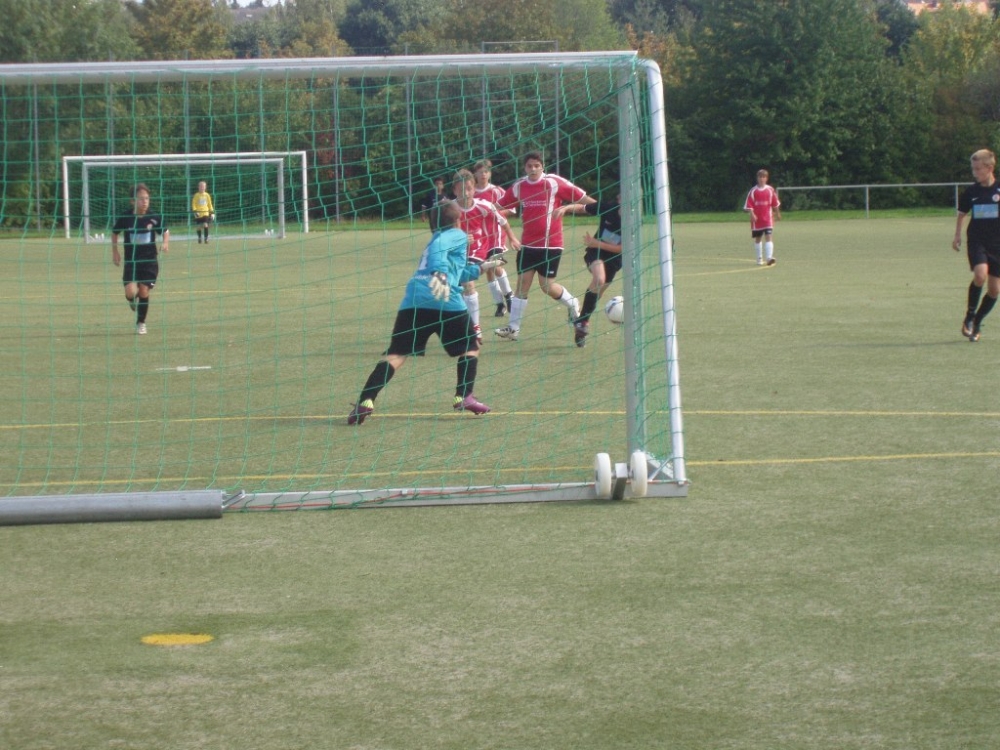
473;159;516;317
744;169;781;266
494;151;595;342
453;169;520;344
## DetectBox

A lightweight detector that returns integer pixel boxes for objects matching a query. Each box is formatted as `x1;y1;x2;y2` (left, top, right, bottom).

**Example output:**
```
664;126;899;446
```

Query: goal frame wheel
630;450;648;498
594;453;613;499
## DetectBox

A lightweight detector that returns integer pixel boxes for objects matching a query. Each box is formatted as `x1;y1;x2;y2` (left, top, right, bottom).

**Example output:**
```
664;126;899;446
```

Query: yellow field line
1;407;996;432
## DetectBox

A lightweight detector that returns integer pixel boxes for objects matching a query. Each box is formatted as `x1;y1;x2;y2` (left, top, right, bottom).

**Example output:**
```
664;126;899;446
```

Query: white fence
780;182;964;217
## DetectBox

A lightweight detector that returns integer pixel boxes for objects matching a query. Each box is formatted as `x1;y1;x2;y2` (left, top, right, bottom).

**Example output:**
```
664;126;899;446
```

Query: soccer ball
604;295;625;325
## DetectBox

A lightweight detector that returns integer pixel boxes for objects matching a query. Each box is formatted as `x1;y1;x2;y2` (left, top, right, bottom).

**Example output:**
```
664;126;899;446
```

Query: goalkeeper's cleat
962;314;975;338
347;399;374;425
494;325;519;341
473;323;483;346
969;321;982;343
494;302;507;317
574;320;589;348
136;322;147;335
453;393;491;415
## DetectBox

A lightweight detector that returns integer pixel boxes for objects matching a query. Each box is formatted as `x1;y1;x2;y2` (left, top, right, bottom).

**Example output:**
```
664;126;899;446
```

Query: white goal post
3;53;686;507
61;151;310;240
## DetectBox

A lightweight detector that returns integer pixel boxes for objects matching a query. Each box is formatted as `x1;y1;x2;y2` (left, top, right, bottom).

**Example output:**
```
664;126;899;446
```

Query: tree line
1;0;999;214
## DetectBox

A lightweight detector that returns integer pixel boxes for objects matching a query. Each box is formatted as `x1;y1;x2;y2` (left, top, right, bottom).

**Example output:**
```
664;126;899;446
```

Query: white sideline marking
155;366;214;373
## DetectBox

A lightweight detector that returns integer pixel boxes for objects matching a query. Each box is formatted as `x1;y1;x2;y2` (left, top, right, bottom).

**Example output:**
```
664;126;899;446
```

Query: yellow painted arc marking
141;633;214;646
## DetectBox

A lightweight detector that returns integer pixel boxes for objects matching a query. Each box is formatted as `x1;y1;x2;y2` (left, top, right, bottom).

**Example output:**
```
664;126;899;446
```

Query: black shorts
122;258;159;288
751;228;774;239
517;246;563;278
968;243;1000;276
584;248;623;283
385;308;478;358
195;216;211;227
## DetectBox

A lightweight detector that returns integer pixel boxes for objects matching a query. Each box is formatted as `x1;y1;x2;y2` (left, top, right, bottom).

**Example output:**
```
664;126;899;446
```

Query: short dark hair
429;199;460;232
523;150;544;166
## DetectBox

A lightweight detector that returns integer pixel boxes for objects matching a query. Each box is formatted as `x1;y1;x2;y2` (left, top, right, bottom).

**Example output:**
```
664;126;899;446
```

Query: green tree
875;0;920;58
0;0;138;62
339;0;447;54
437;0;625;52
667;0;901;210
125;0;232;60
901;3;1000;178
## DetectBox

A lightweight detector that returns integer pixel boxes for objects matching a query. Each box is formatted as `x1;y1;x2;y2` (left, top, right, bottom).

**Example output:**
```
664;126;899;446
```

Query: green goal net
0;53;685;510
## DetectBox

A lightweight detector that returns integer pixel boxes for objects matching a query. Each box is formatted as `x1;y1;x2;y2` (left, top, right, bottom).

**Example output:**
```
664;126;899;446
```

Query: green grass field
2;216;998;749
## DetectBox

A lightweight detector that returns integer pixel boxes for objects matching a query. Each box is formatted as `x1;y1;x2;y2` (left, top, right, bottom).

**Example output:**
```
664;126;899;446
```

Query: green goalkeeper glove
429;272;450;302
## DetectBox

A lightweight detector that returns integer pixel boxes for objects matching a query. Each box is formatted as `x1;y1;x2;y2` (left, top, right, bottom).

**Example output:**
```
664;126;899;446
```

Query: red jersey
499;173;587;250
458;198;509;262
744;184;780;231
474;183;509;251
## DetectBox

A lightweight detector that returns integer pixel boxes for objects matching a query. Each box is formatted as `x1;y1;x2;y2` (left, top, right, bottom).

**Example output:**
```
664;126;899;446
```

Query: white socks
509;296;527;330
463;291;480;326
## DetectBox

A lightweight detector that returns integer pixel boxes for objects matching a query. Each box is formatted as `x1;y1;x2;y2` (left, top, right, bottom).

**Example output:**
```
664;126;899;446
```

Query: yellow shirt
191;191;214;218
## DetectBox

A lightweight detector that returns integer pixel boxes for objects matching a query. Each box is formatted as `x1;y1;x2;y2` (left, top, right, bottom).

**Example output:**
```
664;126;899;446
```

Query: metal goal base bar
225;480;689;512
0;491;224;526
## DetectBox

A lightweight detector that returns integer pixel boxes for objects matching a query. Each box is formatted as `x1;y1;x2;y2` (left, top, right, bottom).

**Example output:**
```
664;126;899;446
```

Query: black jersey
958;180;1000;252
112;212;166;262
585;199;622;247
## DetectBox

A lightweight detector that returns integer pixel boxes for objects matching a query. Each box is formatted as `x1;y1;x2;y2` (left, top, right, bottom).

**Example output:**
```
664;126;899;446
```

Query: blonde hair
971;149;996;169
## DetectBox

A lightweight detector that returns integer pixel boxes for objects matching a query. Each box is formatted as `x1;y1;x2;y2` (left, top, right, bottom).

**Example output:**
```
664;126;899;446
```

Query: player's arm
554;195;596;219
160;228;170;254
583;231;621;254
953;212;968;251
111;231;121;266
492;208;520;250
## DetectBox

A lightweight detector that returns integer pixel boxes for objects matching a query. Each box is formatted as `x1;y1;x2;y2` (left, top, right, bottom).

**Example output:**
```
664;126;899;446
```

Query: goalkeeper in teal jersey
347;200;507;425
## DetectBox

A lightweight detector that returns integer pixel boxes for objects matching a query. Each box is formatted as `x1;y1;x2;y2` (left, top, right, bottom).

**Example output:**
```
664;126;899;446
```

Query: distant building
906;1;991;14
231;5;272;25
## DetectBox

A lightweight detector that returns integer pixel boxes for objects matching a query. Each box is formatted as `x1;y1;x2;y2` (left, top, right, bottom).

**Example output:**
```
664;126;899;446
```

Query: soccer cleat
136;322;147;335
347;399;374;425
969;321;982;343
756;258;764;266
494;325;519;341
962;315;975;338
766;258;776;266
473;323;483;346
568;297;581;325
494;302;507;317
127;297;137;312
574;320;589;348
453;393;490;415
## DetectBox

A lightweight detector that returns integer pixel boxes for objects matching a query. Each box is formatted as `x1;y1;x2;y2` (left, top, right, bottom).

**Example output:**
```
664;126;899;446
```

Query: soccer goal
0;53;685;515
61;151;310;241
